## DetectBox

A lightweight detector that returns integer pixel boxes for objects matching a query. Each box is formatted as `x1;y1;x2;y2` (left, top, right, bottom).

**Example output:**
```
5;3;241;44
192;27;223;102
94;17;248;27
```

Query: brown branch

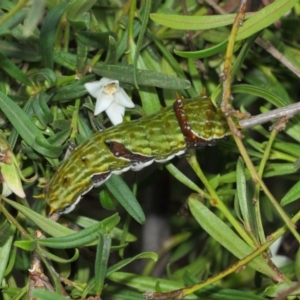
255;37;300;79
239;102;300;129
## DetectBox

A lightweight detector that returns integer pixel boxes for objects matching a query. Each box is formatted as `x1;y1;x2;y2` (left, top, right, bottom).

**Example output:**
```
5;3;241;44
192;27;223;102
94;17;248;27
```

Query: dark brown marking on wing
173;99;218;149
105;140;153;164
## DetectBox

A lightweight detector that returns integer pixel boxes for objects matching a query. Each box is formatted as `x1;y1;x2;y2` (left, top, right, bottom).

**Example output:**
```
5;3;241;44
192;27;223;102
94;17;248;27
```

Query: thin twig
239;102;300;128
255;37;300;79
221;0;247;107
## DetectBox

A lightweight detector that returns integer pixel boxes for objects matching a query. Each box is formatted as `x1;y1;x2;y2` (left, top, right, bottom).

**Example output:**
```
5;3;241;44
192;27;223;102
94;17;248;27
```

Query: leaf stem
186;152;256;249
229;117;300;243
254;129;278;245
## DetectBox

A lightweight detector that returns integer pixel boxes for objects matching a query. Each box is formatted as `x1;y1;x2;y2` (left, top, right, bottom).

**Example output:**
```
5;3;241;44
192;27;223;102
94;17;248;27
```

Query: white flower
84;77;134;125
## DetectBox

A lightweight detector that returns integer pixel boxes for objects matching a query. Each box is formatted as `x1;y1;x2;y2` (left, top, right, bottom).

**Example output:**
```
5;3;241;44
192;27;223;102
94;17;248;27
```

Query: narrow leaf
76;31;117;48
0;223;15;283
280;181;300;206
39;247;80;263
107;252;158;276
150;13;251;30
40;2;70;69
2;197;76;237
188;196;279;278
32;290;67;300
105;175;145;224
0;92;59;157
93;64;191;90
236;157;251;230
37;214;120;248
0;52;32;86
95;234;111;295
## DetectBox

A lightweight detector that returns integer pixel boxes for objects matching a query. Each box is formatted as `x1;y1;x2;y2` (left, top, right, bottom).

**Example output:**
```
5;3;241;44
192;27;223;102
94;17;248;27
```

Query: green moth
44;96;230;215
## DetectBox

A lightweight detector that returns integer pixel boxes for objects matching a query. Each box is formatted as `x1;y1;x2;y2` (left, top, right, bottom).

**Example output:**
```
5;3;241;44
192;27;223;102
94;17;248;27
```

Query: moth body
44;97;230;215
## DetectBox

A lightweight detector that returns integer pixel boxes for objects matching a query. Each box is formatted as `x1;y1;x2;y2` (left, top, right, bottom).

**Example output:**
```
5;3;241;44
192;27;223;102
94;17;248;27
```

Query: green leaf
47;128;72;146
95;234;111;295
34;135;64;158
264;163;296;178
37;214;120;248
39;247;80;263
139;85;161;115
165;162;201;193
14;240;36;251
72;215;137;242
0;92;61;157
99;189;117;210
53;49;77;70
171;0;297;59
151;0;296;39
2;198;76;237
92;64;191;90
23;0;45;37
0;40;39;61
150;13;248;30
83;252;158;297
32;290;67;300
236;157;251;232
107;252;158;276
280;181;300;206
51;75;94;102
32;93;54;127
174;40;227;59
31;68;57;88
105;175;145;224
235;0;298;42
66;0;97;31
107;272;198;299
0;52;32;86
0;10;27;35
231;84;287;108
188;196;280;278
104;35;117;64
76;31;117;48
40;2;70;69
0;223;15;283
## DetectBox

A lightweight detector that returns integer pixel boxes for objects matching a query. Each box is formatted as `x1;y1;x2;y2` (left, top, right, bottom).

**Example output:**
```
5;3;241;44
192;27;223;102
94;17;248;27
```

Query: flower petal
116;88;135;108
94;94;114;115
99;77;119;87
84;82;104;98
105;103;125;125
